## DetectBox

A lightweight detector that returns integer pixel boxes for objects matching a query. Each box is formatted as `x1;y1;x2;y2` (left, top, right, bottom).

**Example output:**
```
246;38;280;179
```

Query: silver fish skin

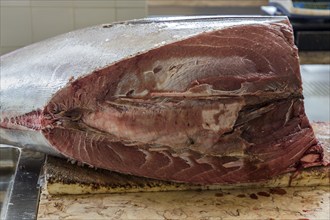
0;16;287;156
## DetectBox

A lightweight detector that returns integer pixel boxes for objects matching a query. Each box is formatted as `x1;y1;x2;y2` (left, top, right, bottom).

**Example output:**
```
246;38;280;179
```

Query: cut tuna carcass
0;16;327;184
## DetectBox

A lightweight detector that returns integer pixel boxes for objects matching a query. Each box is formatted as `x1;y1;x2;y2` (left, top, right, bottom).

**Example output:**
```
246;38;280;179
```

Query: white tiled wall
74;8;116;29
0;0;147;55
31;7;74;42
1;6;33;47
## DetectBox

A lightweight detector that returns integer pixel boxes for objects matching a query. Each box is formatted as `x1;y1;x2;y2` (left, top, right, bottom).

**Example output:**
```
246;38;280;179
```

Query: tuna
0;16;326;184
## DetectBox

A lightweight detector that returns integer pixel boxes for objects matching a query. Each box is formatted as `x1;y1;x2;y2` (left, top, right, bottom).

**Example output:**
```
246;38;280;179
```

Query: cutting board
38;186;329;219
37;122;330;219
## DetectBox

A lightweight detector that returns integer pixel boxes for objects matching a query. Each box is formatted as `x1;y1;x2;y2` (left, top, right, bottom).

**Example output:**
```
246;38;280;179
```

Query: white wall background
0;0;147;55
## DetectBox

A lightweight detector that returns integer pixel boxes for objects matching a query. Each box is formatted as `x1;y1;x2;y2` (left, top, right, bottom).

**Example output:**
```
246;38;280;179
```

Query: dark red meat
41;20;324;184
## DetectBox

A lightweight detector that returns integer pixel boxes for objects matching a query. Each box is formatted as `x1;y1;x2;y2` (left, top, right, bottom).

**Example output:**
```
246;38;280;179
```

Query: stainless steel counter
0;146;45;220
0;146;19;218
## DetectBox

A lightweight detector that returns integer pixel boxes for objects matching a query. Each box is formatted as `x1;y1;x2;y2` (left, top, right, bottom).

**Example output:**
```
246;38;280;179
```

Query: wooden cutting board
37;122;330;219
38;186;329;219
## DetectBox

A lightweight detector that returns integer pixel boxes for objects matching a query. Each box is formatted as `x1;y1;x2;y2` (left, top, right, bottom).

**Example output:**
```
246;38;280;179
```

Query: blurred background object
148;0;267;16
262;0;330;55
